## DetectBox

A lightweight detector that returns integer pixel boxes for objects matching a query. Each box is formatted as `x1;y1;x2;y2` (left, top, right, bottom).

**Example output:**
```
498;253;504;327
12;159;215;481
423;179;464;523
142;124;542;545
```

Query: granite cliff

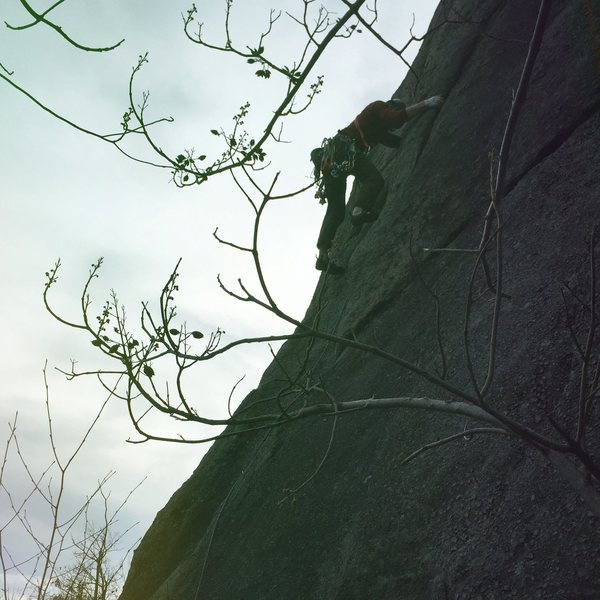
120;1;600;598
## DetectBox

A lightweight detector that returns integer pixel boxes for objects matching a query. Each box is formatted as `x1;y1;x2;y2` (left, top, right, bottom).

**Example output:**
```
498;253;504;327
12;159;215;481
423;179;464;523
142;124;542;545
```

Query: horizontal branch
127;394;508;445
289;395;504;426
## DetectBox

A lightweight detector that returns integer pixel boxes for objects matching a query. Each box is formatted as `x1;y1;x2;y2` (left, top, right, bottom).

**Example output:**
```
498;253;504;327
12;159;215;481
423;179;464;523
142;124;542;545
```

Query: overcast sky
0;0;438;591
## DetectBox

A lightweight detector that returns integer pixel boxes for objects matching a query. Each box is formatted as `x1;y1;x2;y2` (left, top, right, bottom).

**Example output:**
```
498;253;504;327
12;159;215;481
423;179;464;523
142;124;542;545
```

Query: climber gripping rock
311;95;444;274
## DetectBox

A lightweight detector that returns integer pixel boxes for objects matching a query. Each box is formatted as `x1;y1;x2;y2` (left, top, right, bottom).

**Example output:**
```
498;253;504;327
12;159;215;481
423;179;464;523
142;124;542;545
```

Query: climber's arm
405;96;445;120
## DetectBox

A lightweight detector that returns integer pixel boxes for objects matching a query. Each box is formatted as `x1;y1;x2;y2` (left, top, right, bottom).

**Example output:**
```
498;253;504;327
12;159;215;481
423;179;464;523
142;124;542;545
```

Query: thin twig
479;0;552;247
6;0;124;52
400;427;509;466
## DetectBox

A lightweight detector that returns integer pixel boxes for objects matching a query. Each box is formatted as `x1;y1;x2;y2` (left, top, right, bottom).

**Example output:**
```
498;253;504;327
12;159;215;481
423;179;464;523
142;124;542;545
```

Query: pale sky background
0;0;438;592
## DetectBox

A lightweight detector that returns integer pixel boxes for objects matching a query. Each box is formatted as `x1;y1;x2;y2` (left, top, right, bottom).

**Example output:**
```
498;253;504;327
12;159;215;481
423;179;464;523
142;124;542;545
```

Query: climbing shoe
351;207;378;226
315;254;345;275
315;254;328;271
327;261;345;275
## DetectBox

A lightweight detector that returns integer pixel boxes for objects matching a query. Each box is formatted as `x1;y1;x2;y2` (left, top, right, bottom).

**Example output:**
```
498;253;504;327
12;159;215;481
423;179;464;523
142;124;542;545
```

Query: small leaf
169;328;179;336
109;344;120;353
176;154;185;163
198;155;206;161
191;331;204;339
210;129;219;135
143;365;155;378
247;58;256;64
91;339;102;347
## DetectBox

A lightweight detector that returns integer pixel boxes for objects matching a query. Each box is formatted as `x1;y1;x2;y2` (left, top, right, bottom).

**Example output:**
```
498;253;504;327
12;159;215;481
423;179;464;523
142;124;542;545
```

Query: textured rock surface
120;1;600;598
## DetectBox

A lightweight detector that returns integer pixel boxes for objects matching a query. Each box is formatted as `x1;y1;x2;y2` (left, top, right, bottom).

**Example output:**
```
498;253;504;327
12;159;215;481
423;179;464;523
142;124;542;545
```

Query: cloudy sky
0;0;438;591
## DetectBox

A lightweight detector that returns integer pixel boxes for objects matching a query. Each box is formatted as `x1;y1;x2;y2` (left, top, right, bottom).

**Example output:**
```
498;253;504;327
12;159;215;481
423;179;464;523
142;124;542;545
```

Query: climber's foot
315;254;328;271
351;207;379;226
315;253;345;275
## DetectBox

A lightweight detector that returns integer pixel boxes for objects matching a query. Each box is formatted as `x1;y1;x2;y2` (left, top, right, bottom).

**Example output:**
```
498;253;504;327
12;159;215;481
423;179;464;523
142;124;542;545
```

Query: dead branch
479;0;553;246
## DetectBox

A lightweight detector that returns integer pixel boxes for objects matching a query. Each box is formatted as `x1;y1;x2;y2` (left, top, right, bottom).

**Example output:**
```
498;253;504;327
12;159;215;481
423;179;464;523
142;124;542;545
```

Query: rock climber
311;95;445;273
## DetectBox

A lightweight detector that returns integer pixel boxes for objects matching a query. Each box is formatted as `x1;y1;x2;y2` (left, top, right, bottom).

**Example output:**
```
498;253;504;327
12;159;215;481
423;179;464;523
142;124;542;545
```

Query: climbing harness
313;132;359;203
322;133;357;177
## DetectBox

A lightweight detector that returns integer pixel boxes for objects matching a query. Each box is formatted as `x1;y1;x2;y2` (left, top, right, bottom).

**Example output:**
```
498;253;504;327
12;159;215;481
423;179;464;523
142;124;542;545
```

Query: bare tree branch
400;427;509;466
5;0;124;52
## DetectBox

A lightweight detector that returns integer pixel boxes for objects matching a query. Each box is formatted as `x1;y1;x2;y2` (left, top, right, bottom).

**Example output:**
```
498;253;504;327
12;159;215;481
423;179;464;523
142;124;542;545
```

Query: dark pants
316;152;384;250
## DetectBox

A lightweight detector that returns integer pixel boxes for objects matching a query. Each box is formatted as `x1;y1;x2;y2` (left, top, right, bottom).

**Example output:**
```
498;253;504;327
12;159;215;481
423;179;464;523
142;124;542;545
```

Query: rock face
119;1;600;598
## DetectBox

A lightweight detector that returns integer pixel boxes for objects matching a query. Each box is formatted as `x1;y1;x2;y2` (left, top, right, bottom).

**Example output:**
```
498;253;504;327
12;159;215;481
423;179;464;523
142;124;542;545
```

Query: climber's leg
317;176;346;251
351;152;383;225
316;174;346;273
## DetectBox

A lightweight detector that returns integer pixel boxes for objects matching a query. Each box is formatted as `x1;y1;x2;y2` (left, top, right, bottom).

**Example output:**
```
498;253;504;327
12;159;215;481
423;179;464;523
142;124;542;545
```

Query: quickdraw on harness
313;132;359;204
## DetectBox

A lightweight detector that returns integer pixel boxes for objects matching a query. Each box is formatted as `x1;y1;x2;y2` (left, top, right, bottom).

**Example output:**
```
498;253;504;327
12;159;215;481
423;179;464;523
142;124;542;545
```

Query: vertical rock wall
120;1;600;598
